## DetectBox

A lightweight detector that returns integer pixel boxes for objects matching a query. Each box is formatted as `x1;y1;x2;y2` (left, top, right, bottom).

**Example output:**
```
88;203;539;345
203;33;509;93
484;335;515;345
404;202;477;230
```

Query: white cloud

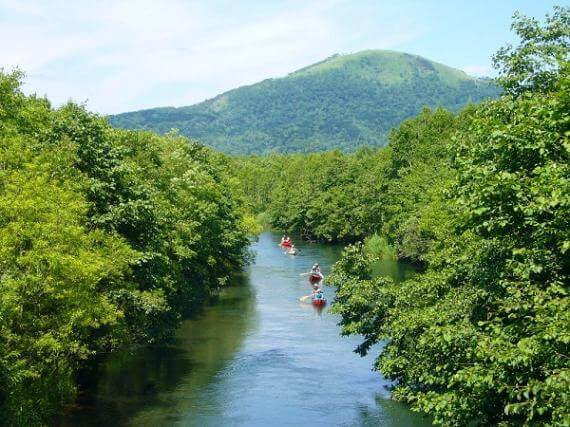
0;0;422;113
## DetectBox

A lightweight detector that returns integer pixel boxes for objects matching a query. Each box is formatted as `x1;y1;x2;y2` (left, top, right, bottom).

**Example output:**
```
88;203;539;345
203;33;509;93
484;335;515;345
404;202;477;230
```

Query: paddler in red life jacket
311;263;324;280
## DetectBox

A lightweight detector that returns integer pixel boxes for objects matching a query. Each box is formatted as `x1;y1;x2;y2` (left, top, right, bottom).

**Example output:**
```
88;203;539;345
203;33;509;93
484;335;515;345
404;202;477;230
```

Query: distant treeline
231;8;570;425
230;105;464;263
0;72;251;425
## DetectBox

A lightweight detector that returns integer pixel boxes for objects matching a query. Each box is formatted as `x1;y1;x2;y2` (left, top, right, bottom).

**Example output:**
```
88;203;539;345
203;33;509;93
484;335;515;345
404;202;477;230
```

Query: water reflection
371;258;419;282
59;274;256;426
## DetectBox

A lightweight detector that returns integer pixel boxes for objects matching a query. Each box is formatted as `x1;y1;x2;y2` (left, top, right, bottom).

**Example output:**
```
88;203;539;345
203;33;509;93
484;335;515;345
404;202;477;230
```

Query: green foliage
493;6;569;96
266;150;385;242
109;50;499;155
363;234;396;260
0;136;137;424
230;107;460;260
380;107;464;261
0;71;249;425
328;9;570;424
331;84;569;425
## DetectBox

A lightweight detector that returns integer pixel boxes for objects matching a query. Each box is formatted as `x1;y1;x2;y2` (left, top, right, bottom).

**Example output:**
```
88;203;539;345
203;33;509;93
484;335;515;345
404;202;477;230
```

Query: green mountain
109;50;499;154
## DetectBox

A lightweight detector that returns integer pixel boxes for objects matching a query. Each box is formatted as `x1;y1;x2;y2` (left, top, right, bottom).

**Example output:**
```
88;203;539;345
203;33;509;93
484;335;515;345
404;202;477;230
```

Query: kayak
309;273;323;283
312;297;327;306
281;241;292;247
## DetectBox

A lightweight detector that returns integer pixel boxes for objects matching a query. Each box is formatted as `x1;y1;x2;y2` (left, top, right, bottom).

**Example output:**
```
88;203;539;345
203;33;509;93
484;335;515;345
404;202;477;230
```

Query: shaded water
60;232;430;426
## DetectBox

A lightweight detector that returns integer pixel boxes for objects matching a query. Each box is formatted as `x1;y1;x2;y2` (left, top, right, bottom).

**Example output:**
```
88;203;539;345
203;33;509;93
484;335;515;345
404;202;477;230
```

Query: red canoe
312;297;327;306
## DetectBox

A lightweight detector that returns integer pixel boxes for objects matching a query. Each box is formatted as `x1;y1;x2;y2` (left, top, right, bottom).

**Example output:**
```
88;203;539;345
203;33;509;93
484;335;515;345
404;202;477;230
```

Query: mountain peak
291;50;476;85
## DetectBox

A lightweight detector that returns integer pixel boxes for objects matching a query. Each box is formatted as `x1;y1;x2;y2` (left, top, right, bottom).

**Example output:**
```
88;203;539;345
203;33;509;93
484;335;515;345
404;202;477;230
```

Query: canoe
312;297;327;306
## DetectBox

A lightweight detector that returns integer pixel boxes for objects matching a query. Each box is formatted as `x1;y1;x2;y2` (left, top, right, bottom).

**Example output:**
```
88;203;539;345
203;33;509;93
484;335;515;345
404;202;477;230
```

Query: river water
60;232;430;426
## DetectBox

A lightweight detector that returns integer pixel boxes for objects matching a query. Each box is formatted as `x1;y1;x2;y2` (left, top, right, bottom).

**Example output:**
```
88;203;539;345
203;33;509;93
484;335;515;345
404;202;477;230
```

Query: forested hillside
0;72;251;425
109;50;499;154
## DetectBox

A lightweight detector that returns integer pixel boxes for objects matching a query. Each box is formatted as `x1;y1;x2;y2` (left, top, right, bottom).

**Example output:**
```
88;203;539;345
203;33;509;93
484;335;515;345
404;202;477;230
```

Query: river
59;232;430;426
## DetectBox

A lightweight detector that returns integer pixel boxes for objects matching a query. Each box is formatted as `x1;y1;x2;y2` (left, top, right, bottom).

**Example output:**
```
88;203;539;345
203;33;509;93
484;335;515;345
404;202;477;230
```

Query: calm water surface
60;232;430;426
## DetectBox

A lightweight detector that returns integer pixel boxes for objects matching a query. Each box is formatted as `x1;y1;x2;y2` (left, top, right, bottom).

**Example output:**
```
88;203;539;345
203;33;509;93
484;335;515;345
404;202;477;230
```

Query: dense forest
230;8;569;425
109;51;499;154
0;73;253;425
229;105;464;258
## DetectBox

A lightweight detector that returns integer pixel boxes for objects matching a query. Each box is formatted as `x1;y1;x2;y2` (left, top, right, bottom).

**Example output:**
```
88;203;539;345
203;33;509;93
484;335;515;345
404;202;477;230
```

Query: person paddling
301;263;323;277
299;282;326;303
300;263;324;284
281;236;292;248
313;286;325;300
310;263;323;280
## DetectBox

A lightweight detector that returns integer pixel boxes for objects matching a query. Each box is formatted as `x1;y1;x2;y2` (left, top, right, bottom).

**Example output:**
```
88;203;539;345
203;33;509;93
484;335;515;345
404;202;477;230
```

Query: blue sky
0;0;564;114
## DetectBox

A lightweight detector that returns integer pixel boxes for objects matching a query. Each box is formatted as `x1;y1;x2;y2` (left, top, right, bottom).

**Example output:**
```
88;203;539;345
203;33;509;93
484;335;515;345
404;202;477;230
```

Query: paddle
299;294;312;302
299;272;310;276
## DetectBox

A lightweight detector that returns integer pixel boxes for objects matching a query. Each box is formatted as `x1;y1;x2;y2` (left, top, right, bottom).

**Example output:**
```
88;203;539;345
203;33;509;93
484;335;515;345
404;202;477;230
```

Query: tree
493;6;569;96
0;137;137;424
